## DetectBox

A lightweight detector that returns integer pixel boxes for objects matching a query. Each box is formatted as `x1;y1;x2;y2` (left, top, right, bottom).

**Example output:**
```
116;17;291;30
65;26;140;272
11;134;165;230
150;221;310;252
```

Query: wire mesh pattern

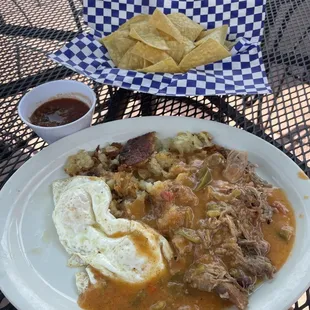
0;0;310;309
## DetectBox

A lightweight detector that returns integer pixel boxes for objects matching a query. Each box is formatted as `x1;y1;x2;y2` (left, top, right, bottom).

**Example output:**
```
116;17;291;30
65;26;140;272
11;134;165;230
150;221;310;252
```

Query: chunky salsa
30;97;89;127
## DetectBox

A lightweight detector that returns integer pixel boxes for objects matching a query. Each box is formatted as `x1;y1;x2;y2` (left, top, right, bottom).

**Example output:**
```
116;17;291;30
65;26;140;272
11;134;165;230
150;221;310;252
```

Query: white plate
0;116;310;310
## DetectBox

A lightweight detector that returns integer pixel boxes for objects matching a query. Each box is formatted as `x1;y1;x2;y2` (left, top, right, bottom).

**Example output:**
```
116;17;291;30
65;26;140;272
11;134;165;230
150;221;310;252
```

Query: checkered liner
49;0;272;96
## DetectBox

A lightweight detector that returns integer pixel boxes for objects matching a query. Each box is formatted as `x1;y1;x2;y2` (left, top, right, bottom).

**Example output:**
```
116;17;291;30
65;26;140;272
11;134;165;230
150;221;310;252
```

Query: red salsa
30;98;89;127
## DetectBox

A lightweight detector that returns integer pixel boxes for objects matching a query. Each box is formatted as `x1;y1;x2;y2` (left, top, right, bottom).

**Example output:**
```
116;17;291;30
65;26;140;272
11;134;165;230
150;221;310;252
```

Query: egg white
52;176;172;289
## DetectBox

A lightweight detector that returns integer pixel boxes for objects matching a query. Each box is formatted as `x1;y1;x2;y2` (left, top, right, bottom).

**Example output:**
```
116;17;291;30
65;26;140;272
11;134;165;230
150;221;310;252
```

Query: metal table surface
0;0;310;309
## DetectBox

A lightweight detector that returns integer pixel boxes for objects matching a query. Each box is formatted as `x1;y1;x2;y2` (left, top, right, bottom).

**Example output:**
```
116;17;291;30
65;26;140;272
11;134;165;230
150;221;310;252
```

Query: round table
0;0;310;309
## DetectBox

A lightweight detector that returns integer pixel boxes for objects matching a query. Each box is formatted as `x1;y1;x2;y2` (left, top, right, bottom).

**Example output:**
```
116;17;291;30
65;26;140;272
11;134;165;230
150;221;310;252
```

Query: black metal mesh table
1;0;310;309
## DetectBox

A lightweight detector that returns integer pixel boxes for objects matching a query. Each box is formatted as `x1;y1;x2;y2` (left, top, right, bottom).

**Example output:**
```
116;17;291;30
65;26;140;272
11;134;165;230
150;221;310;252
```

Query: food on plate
30;97;89;127
52;176;173;284
99;9;234;73
55;131;295;310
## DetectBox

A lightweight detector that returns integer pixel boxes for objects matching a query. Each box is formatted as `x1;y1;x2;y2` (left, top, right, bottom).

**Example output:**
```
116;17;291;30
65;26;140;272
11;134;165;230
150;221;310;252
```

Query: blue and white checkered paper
49;0;272;96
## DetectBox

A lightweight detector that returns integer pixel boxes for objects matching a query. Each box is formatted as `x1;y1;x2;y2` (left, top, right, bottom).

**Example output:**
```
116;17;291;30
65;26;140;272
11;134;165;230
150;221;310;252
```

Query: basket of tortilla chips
49;0;271;96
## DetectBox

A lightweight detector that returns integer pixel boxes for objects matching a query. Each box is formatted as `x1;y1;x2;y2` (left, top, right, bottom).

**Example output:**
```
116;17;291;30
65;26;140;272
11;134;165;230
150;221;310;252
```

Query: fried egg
52;176;172;292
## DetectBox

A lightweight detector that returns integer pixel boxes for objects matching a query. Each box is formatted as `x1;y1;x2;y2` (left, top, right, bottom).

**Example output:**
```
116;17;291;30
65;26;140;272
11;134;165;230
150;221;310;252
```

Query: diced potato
64;150;94;176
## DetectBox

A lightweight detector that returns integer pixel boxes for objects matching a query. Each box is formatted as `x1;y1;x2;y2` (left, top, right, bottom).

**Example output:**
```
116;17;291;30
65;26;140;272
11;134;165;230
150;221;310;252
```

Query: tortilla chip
149;9;183;43
155;29;194;53
119;14;150;30
224;40;236;51
140;57;181;73
196;30;208;41
129;22;169;50
118;46;145;70
165;37;195;64
131;41;170;64
165;41;185;64
167;13;204;41
179;38;231;72
143;59;152;68
100;30;136;66
195;25;228;46
156;30;172;41
182;37;195;55
158;29;195;63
